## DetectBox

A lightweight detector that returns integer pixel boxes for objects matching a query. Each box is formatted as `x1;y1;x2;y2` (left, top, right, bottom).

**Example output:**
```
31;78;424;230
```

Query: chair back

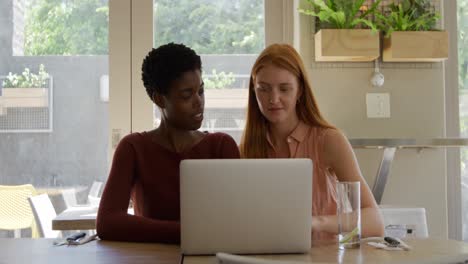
380;205;429;238
0;184;38;237
87;181;103;207
88;181;103;197
28;194;60;238
88;195;101;207
61;189;78;208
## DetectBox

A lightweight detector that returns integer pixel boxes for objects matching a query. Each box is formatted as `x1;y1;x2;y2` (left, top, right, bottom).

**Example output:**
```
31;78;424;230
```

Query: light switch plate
366;93;390;118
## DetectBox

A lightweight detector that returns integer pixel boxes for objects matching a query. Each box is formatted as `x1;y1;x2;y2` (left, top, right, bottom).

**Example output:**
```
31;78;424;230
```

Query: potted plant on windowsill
203;69;247;109
0;64;50;109
299;0;382;62
376;0;448;62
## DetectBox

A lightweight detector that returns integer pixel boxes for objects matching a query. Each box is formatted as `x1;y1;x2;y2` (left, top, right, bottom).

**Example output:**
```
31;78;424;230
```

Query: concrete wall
298;1;448;238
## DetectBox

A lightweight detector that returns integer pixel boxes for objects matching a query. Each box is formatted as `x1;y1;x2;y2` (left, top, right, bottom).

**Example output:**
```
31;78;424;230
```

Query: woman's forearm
96;209;180;243
312;207;384;238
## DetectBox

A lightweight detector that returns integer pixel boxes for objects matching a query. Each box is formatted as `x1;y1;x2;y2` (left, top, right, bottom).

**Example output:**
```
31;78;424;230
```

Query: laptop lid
180;159;313;255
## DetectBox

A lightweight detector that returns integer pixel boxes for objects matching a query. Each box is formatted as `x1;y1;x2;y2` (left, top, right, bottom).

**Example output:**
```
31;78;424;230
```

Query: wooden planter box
204;89;248;109
315;29;380;62
0;88;49;108
383;31;448;62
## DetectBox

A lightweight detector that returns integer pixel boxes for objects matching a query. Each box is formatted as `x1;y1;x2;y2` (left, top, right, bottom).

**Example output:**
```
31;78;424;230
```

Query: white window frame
444;0;463;241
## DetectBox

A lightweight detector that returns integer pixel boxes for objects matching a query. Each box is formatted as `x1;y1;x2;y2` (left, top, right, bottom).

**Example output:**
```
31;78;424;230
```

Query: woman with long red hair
240;44;384;241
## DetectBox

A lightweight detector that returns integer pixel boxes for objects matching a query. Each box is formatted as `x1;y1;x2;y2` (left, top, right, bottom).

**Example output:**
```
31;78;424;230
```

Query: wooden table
0;238;180;264
52;206;99;230
183;239;468;264
1;238;468;264
36;186;88;196
52;206;134;230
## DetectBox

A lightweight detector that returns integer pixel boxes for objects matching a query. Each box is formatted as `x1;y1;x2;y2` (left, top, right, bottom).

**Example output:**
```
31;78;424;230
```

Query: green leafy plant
375;0;441;37
298;0;382;31
154;0;264;54
2;64;49;88
24;0;109;55
203;69;235;89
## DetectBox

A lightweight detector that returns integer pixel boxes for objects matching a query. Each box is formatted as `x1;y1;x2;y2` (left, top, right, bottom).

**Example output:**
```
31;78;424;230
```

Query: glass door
0;0;109;237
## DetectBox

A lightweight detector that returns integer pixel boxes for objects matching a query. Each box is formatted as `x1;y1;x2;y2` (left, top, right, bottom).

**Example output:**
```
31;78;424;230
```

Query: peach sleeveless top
267;122;338;241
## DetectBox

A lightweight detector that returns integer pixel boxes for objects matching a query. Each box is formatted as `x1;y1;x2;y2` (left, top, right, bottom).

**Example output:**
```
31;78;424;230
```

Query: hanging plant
298;0;383;31
377;0;447;62
299;0;382;62
375;0;440;37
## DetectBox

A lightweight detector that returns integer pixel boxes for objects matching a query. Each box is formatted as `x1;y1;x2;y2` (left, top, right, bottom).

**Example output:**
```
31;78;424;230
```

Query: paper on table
216;253;304;264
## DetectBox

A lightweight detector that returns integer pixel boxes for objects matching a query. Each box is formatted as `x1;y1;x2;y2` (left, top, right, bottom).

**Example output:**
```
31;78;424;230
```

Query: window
0;0;109;238
14;0;108;56
152;0;265;142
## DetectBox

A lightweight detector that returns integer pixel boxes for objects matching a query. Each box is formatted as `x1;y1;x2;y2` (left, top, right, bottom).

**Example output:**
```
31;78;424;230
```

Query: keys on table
384;236;401;247
365;236;412;251
53;232;87;246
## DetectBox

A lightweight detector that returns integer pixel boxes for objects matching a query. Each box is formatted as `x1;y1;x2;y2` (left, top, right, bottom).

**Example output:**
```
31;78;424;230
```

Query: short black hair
141;43;201;99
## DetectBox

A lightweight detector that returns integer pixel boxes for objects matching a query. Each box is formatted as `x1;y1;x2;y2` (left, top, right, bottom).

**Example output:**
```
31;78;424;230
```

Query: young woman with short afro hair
97;43;240;243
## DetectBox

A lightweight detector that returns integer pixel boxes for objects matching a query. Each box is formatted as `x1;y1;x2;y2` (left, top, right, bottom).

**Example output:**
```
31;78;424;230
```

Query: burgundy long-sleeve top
96;132;240;243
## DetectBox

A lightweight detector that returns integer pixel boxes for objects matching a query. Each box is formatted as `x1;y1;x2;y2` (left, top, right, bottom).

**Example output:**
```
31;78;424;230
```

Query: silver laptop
180;159;313;255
